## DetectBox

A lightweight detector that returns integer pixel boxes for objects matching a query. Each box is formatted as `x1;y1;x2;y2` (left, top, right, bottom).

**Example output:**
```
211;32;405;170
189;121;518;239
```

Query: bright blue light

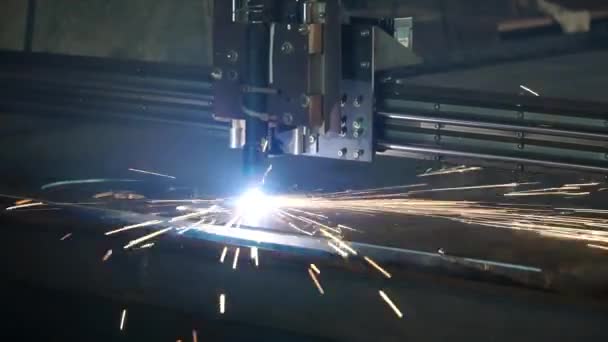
235;187;276;226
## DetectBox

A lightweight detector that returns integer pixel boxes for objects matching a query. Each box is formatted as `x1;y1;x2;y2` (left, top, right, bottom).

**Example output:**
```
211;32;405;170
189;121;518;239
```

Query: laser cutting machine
212;0;608;183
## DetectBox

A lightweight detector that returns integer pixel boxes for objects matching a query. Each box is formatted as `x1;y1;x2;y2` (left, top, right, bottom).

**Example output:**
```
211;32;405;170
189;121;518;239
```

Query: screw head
352;119;362;130
226;50;238;63
353;149;364;159
300;94;310;108
339;126;348;137
298;25;309;35
282;113;294;125
354;95;363;107
517;143;525;150
353;128;363;138
360;29;371;37
308;135;316;145
338;148;347;157
227;70;238;81
360;61;371;69
280;42;294;54
434;103;441;111
340;94;348;107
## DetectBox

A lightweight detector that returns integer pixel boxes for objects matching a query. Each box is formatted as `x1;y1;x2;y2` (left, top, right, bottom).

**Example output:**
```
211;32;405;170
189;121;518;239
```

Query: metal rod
377;141;608;173
378;111;608;141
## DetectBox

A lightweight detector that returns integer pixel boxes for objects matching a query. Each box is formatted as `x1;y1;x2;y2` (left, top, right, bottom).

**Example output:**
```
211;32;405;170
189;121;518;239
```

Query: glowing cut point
235;188;277;226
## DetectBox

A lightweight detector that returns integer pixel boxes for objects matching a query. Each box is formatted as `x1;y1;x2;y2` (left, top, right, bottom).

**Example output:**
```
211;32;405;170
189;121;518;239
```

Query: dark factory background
1;1;608;341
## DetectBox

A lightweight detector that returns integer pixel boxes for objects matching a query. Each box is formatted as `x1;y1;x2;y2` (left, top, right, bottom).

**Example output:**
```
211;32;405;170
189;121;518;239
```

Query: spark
93;192;114;199
321;183;427;198
520;85;540;96
408;182;521;195
41;178;139;190
558;208;608;214
417;165;482;177
563;182;600;187
192;329;198;342
5;202;45;211
378;290;403;318
219;294;226;314
288;222;314;236
588;244;608;251
328;241;349;258
232;247;240;270
308;268;325;295
14;199;33;205
123;227;173;249
505;191;590;197
219;246;228;263
337;224;360;232
147;199;217;204
310;264;321;275
105;220;163;236
120;309;127;331
169;207;215;223
364;256;392;279
320;229;358;255
139;243;155;249
285;207;328;219
102;249;113;262
60;233;72;241
128;168;176;179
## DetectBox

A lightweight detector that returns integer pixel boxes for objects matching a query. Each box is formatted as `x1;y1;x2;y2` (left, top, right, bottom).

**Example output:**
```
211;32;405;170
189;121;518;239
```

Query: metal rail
1;51;607;173
377;142;608;173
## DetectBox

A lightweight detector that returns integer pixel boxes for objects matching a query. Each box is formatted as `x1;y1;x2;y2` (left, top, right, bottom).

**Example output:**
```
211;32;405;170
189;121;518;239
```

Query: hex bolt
338;148;347;157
